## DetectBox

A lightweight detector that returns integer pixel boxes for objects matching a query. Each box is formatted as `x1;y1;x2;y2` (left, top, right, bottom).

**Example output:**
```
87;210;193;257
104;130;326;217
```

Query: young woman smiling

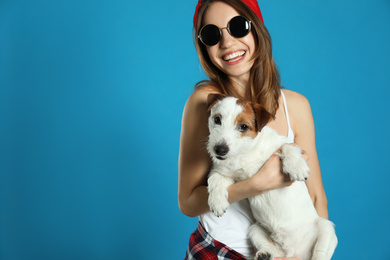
178;1;329;259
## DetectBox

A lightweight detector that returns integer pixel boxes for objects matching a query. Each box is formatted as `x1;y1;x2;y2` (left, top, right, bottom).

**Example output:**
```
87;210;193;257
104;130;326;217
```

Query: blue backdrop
1;0;389;259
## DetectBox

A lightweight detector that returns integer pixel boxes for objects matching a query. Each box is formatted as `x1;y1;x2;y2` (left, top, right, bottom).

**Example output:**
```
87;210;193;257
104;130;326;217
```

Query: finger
275;148;282;155
283;173;295;186
286;180;295;187
269;153;281;161
284;173;291;181
275;144;286;154
288;143;308;162
301;150;309;162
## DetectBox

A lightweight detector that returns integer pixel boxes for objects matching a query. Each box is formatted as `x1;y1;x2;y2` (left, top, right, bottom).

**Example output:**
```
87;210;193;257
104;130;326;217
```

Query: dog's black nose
214;144;229;156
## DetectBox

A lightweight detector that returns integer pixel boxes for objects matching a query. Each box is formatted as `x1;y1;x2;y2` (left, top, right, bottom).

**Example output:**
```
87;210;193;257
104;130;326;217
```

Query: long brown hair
194;0;281;117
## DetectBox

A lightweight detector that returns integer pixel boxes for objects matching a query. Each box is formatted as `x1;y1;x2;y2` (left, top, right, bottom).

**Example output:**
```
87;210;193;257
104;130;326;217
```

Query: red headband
193;0;264;29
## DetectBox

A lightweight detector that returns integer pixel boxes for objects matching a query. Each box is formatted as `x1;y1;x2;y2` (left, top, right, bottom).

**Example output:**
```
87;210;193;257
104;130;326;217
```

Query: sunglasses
198;16;252;46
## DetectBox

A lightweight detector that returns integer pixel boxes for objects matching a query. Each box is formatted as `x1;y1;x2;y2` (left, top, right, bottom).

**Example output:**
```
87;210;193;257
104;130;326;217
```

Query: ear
253;103;273;132
206;93;226;111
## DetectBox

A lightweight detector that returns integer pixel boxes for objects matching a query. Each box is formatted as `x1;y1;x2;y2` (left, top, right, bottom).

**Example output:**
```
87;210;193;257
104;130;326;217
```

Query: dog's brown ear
207;93;226;111
253;103;273;132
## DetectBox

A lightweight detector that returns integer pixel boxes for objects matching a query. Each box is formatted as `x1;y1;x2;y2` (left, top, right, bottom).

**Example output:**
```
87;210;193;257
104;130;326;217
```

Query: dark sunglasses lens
229;16;250;38
200;25;221;46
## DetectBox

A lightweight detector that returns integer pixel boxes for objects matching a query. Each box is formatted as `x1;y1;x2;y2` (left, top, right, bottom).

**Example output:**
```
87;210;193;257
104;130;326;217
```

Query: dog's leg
249;223;278;260
279;144;310;181
312;218;338;260
207;171;234;217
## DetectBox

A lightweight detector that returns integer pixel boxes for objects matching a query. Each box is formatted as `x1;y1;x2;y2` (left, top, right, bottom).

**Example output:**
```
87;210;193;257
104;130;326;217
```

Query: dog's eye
214;116;221;125
239;124;249;132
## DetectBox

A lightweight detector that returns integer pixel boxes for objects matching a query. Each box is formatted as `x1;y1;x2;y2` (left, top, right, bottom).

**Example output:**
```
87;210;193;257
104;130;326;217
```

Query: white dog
206;94;337;260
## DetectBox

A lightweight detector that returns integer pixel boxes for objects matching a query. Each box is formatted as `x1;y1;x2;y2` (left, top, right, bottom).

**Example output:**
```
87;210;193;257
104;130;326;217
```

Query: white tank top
199;90;294;258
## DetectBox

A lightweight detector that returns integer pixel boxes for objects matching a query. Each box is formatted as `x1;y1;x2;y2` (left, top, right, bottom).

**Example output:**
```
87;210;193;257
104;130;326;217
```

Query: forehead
236;99;254;117
212;97;242;116
202;1;241;27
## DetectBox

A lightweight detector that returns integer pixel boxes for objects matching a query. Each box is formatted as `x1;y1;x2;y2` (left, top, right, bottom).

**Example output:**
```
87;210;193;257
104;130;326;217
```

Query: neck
229;76;250;99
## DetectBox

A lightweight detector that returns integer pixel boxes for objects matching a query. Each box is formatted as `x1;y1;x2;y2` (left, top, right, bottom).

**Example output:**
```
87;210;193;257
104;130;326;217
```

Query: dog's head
206;94;272;161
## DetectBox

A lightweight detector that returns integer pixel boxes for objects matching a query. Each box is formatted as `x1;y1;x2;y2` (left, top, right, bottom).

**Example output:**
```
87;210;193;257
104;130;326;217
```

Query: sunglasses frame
198;16;252;46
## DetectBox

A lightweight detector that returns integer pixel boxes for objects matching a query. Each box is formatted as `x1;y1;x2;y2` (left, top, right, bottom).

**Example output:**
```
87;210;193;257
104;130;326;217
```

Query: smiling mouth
216;156;226;160
222;50;246;63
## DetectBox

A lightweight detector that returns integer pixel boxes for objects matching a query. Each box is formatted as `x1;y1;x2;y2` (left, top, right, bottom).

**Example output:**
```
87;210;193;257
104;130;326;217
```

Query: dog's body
206;95;337;260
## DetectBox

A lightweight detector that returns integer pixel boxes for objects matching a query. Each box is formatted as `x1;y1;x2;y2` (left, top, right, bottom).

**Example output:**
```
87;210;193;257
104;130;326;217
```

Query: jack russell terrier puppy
206;94;337;260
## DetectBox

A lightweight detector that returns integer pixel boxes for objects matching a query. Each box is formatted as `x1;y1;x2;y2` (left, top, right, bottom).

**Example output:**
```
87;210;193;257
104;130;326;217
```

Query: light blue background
1;0;389;259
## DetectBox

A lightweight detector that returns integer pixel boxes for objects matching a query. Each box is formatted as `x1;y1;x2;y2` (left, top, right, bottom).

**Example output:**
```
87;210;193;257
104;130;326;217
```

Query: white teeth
223;51;245;61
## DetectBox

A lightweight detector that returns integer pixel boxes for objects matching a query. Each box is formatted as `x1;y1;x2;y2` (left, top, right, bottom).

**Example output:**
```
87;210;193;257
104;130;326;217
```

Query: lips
222;50;246;65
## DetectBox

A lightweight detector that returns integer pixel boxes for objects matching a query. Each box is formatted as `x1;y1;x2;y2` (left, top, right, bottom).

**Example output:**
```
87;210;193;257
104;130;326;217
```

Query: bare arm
178;87;212;217
285;90;329;219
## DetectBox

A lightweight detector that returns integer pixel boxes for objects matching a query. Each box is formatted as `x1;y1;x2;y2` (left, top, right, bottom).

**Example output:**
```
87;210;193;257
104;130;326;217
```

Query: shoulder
282;89;314;134
181;83;220;134
282;89;311;111
184;83;220;113
189;83;220;101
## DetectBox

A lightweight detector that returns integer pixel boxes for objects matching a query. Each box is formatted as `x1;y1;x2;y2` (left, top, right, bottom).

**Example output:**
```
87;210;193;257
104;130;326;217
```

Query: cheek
206;47;221;66
244;35;256;55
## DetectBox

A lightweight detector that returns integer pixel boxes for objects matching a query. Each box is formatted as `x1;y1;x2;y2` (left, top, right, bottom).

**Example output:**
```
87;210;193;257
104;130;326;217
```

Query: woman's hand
226;149;294;203
249;150;293;194
248;144;309;195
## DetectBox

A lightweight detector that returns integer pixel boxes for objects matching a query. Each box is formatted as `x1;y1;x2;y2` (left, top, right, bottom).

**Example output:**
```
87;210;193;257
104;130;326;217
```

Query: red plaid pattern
184;222;246;260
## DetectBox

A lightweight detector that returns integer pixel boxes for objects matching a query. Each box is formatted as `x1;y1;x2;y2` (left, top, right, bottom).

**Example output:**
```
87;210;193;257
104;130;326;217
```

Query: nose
214;143;229;156
219;28;234;48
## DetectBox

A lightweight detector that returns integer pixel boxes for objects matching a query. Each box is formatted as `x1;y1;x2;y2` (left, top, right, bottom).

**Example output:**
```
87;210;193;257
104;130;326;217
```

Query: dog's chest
218;153;266;181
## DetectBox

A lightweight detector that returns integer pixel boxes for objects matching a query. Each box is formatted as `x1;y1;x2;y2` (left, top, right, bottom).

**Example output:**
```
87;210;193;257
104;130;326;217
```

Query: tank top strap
280;90;295;142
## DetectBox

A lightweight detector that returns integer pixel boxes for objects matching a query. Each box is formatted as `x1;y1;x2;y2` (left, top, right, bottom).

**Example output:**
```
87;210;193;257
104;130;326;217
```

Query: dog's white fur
207;96;337;260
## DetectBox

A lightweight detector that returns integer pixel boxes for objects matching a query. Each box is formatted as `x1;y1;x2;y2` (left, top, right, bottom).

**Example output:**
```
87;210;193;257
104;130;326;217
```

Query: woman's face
202;1;256;85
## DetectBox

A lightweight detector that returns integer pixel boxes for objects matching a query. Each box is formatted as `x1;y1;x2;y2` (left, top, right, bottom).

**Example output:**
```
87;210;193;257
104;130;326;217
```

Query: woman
178;0;329;259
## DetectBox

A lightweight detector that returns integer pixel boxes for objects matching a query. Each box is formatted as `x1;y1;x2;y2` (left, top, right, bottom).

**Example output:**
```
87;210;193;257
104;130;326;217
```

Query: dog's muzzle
214;143;229;160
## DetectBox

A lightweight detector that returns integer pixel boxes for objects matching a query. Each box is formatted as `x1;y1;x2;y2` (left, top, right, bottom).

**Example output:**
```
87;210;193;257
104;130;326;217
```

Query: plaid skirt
184;222;246;260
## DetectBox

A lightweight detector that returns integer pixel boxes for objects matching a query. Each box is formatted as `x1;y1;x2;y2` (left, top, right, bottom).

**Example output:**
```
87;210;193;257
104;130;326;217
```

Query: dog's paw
255;252;273;260
286;158;310;181
208;192;229;217
288;159;310;181
280;145;310;181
